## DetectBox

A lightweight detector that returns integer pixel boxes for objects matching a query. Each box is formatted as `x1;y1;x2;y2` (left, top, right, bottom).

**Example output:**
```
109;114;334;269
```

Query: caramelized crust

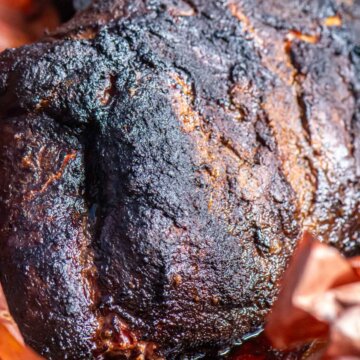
0;0;359;359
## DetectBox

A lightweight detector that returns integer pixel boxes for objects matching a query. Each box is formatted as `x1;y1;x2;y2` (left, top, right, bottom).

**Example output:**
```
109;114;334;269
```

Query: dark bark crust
0;0;359;359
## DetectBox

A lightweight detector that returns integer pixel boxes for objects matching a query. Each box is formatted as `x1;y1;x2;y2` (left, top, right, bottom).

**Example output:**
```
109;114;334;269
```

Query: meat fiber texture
0;0;359;359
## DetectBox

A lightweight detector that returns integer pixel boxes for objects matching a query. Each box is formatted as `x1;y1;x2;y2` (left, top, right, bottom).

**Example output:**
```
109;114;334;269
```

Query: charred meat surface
0;0;359;359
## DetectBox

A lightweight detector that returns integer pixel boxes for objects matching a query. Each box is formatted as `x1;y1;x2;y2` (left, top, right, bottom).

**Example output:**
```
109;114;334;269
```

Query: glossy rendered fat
0;0;359;359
